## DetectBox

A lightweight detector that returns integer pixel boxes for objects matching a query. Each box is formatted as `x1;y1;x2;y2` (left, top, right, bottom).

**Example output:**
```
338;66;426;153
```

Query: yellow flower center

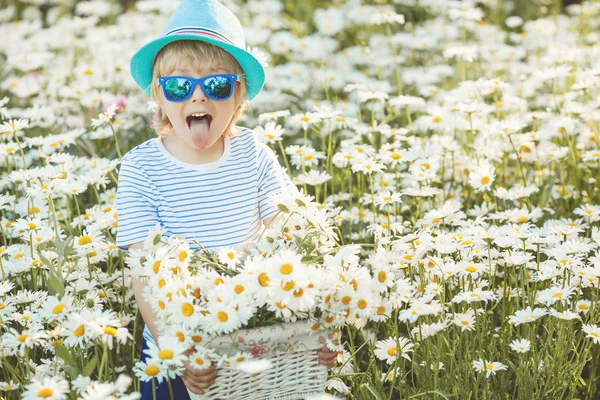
258;272;270;287
74;324;85;337
179;250;187;262
52;304;66;314
152;261;160;273
387;347;397;356
78;235;92;245
159;349;173;360
104;327;117;336
181;303;193;317
217;311;229;322
145;365;160;376
38;388;54;398
280;263;293;274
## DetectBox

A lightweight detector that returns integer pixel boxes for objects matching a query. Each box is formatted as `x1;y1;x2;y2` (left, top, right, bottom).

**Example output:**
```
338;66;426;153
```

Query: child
117;0;338;398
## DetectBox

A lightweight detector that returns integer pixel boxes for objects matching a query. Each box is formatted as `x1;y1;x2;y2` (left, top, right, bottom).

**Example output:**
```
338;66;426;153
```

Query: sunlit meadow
3;0;600;399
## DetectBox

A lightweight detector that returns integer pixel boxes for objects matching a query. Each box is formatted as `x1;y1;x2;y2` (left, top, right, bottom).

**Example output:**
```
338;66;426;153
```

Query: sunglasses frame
157;74;239;102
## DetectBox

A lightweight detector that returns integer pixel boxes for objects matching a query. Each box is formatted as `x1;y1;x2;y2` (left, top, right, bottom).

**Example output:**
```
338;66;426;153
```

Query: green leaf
83;355;98;377
55;344;74;367
62;365;76;379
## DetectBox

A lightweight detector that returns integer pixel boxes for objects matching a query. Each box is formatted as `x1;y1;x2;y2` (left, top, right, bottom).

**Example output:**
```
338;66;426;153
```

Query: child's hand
316;346;339;369
181;353;218;395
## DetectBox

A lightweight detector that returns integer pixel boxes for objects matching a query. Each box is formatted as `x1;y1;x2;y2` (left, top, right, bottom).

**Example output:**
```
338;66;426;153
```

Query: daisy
509;338;531;353
90;103;119;128
370;10;405;25
0;118;29;135
217;246;240;268
374;336;414;364
351;159;386;175
549;309;580;321
62;314;90;348
39;294;74;322
472;359;507;377
456;261;485;279
143;335;188;368
350;291;378;320
189;346;215;370
374;191;402;209
583;324;600;344
2;327;47;356
453;311;476;331
508;306;548;326
289;112;321;131
324;378;351;395
574;204;600;221
469;160;495;192
536;286;574;306
133;359;167;384
576;300;592;314
258;110;291;124
295;170;332;186
87;321;132;350
201;302;242;335
254;121;285;144
0;380;20;392
164;297;204;330
22;376;69;400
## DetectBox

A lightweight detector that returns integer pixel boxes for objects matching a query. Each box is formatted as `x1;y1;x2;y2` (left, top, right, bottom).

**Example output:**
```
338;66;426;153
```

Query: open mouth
186;113;213;129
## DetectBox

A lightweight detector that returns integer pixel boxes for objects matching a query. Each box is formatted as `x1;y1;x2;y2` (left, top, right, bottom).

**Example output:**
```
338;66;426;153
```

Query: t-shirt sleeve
257;143;295;220
116;156;160;251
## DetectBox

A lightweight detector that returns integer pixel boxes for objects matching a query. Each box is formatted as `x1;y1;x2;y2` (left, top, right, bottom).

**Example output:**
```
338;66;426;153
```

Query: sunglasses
157;74;238;102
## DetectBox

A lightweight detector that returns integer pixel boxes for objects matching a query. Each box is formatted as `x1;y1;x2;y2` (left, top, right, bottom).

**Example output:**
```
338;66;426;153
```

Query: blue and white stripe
116;127;292;252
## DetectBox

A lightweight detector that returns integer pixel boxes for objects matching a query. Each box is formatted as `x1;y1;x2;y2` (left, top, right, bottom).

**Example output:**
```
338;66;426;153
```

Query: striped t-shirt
116;126;293;251
116;127;293;345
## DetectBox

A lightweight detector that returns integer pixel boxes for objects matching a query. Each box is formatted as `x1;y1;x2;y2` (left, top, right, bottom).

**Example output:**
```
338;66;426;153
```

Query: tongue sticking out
189;117;210;149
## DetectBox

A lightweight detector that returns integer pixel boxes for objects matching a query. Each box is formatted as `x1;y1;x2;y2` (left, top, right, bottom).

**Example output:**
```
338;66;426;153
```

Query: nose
190;82;207;102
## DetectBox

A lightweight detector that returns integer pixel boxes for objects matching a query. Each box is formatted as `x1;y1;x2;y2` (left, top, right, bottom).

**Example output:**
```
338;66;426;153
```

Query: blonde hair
150;40;249;138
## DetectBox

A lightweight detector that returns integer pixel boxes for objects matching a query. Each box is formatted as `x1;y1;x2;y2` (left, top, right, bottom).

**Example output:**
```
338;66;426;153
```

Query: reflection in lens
165;78;192;101
204;76;231;99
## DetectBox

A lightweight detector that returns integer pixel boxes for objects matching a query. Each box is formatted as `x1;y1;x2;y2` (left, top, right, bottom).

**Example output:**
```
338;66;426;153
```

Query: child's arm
128;241;218;394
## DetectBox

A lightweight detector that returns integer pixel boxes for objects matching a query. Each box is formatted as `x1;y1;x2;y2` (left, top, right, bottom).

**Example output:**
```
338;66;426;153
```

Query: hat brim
130;35;265;100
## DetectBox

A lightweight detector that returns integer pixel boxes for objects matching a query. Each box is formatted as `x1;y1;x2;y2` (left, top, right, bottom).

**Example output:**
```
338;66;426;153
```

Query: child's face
158;65;238;159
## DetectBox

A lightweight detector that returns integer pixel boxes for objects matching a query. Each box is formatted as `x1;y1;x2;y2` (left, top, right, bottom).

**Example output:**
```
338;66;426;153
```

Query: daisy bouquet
126;188;395;391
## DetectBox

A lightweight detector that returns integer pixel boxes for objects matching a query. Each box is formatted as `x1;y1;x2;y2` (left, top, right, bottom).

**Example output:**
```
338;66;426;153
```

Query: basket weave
188;321;329;400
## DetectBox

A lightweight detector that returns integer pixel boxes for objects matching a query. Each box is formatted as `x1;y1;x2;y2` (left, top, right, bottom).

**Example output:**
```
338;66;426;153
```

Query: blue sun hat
130;0;265;100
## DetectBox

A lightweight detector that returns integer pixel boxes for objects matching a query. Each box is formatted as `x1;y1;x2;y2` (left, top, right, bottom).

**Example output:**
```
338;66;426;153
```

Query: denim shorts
139;336;191;400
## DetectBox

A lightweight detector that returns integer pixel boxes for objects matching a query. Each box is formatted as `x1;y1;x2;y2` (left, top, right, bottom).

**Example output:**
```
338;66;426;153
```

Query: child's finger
192;370;218;383
317;350;338;359
182;376;205;395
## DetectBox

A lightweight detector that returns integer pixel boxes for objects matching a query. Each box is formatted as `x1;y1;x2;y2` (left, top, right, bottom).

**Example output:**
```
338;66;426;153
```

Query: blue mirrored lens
203;76;232;99
164;78;192;101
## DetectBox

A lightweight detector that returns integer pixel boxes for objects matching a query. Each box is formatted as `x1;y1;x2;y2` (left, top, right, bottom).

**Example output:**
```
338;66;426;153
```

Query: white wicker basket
188;320;329;400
